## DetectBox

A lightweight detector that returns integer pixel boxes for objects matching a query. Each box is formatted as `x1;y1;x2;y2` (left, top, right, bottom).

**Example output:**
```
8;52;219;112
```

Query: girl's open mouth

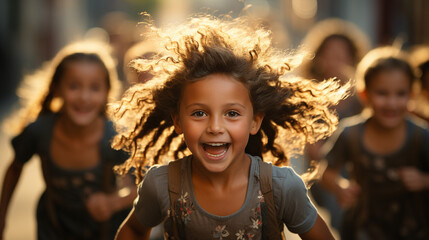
202;143;230;158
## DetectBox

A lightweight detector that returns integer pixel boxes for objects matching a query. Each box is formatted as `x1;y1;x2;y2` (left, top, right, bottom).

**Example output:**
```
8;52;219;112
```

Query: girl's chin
376;118;404;128
68;113;99;126
200;162;229;173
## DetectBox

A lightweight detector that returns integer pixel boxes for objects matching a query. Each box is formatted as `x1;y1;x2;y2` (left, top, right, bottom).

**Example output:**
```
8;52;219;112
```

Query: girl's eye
90;84;102;92
68;82;79;90
396;90;408;97
226;111;240;118
191;111;206;117
375;90;387;96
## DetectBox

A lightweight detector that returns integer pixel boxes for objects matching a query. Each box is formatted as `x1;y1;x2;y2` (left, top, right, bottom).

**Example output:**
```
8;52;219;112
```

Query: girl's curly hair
109;14;350;183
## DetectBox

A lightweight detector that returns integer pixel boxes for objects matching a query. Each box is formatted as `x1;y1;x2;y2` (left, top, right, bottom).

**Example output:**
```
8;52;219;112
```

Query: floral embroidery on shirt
250;217;261;229
246;232;255;240
213;225;230;239
249;196;263;230
257;190;264;203
235;229;245;240
177;192;193;224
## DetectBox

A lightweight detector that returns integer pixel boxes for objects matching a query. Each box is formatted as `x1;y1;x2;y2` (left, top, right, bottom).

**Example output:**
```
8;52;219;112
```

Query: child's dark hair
356;46;413;92
364;57;414;89
3;41;121;135
110;15;350;183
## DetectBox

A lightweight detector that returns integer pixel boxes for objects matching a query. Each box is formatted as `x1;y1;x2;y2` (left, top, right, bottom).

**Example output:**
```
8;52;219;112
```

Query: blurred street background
0;0;428;239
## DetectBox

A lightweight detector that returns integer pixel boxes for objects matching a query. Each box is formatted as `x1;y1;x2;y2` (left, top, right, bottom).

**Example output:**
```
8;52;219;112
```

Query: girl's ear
171;113;183;134
250;113;264;135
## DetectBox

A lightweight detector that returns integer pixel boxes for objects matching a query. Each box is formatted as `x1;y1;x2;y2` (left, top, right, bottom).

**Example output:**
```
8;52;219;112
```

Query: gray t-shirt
134;155;317;239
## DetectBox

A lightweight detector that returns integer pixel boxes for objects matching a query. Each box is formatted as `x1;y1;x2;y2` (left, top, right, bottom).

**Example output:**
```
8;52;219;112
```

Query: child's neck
57;114;104;138
191;154;251;216
363;117;407;155
192;154;251;189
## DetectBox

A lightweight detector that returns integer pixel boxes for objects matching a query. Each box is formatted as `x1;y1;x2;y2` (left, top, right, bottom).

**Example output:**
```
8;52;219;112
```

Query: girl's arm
0;159;24;239
115;208;152;240
321;167;360;208
399;167;429;191
86;176;137;222
299;214;335;240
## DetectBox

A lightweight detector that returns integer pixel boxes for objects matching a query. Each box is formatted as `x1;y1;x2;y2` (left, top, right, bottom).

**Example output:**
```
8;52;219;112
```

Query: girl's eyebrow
185;103;247;109
224;103;247;109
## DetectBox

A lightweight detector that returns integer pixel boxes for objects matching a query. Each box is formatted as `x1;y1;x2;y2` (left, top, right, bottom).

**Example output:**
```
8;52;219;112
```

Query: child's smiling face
173;73;263;173
57;61;108;126
365;69;411;129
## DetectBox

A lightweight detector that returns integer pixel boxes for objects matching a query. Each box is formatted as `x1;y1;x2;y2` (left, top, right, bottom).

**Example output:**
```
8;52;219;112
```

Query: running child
0;41;135;240
112;15;349;240
321;46;429;239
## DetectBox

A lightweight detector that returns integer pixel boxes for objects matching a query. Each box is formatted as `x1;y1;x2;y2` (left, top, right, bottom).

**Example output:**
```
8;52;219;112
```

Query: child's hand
399;167;429;191
85;192;115;222
335;181;361;209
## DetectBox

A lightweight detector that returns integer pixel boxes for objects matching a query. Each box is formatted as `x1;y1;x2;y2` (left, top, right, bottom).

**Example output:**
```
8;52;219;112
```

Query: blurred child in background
0;41;135;240
297;18;370;231
409;45;429;124
321;46;429;240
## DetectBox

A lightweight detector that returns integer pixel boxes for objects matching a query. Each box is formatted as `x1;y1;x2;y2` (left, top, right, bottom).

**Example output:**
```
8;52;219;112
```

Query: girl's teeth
203;143;229;157
207;143;225;146
206;148;228;157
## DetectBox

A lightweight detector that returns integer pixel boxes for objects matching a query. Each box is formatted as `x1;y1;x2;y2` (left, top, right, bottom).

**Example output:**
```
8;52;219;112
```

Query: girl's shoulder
406;116;429;134
145;164;169;179
250;155;306;194
250;156;318;234
338;113;368;135
406;116;429;146
144;156;191;180
271;165;307;193
24;113;57;133
13;113;57;140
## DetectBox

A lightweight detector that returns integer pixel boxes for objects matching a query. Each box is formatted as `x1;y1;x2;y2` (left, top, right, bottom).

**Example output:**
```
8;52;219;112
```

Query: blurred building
1;0;428;112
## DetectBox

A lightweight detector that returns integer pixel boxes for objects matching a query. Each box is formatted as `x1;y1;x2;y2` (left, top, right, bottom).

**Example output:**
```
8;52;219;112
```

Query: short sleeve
133;165;169;227
273;166;317;234
11;123;38;164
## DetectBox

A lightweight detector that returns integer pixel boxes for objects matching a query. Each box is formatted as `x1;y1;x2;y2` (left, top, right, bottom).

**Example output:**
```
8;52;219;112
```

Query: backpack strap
168;159;182;240
259;160;286;240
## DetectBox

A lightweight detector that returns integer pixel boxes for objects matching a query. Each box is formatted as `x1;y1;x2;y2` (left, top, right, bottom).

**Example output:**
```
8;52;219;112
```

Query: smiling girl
321;47;429;239
0;41;135;240
112;15;349;240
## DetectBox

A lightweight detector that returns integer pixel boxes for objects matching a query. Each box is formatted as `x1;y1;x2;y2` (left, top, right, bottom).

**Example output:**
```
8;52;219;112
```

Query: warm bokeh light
292;0;317;19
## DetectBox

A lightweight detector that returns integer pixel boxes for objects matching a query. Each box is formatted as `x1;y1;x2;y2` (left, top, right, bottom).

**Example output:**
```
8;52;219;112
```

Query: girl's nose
207;116;224;134
386;95;399;108
80;88;91;101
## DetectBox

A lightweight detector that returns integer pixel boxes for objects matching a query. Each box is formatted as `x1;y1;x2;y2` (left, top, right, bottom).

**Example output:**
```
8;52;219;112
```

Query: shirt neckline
186;154;256;220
